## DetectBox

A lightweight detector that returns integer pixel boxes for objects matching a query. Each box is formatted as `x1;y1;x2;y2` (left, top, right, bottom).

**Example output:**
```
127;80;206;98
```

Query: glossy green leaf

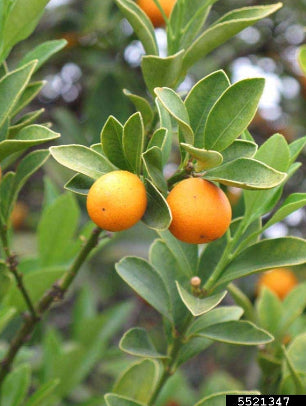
12;81;45;116
113;359;159;403
64;173;94;196
0;0;49;60
50;145;116;179
244;133;290;220
101;115;128;170
149;239;189;328
185;70;230;148
123;89;153;129
158;230;198;277
183;3;282;70
195;391;261;406
142;179;172;231
19;39;67;71
264;193;306;230
279;282;306;333
0;61;36;128
188;306;244;335
197;235;227;284
38;194;80;266
141;50;184;94
204;78;265;151
180;143;223;171
289;136;306;164
147;128;171;166
256;287;282;336
298;45;306;75
216;237;306;287
176;282;227;317
0;125;59;161
123;112;144;174
155;87;194;145
222;140;257;163
196;320;273;345
204;158;286;190
119;327;167;358
114;0;158;55
25;379;60;406
116;256;172;320
142;146;167;194
177;336;212;367
9;108;45;137
156;99;173;163
0;172;15;222
0;364;31;406
105;394;145;406
5;268;65;312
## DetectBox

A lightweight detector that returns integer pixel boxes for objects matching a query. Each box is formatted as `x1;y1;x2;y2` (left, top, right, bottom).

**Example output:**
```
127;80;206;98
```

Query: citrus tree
0;0;306;404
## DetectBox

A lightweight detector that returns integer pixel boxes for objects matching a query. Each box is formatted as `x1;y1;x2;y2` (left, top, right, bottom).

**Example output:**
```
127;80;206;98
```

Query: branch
0;226;103;384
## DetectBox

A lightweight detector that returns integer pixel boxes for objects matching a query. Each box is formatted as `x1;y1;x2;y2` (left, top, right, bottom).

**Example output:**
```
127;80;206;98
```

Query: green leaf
149;239;189;328
176;282;227;317
9;108;45;137
1;0;50;60
18;39;67;72
182;3;282;70
200;371;244;398
114;0;158;55
298;45;306;75
50;145;116;179
216;237;306;287
1;364;31;406
155;87;194;145
264;193;306;230
0;61;37;128
197;235;227;284
180;143;223;171
116;256;172;320
142;179;172;231
105;394;145;406
188;306;244;335
158;230;198;277
185;70;230;148
25;379;60;406
64;173;94;196
0;268;13;302
195;391;261;406
119;327;167;359
256;287;282;336
113;359;159;403
289;136;306;164
0;125;59;161
38;194;80;266
101;115;128;170
204;158;286;190
204;78;265;151
196;320;273;345
123;112;144;175
5;269;65;312
12;81;45;116
244;133;290;220
141;50;184;95
177;336;212;367
123;89;153;129
279;282;306;333
142;146;167;194
155;99;173;163
147;128;171;166
222;140;257;163
0;307;16;334
0;172;15;222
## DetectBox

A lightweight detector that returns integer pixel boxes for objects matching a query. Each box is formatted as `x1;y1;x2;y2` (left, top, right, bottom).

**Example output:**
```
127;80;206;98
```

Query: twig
0;227;103;384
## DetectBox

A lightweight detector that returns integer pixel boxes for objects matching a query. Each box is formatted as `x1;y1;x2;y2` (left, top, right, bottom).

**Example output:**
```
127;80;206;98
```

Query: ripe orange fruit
166;178;232;244
86;170;147;232
137;0;176;27
257;268;298;300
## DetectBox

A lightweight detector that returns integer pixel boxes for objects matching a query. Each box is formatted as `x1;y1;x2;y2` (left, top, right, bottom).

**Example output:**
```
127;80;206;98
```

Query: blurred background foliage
4;0;306;404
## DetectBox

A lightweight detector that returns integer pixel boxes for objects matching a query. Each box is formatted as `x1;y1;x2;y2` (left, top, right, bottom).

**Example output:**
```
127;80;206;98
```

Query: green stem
0;227;103;385
148;314;193;405
228;283;255;322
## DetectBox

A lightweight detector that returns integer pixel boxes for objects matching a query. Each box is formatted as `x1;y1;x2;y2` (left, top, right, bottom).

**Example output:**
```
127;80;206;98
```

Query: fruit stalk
0;227;103;385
